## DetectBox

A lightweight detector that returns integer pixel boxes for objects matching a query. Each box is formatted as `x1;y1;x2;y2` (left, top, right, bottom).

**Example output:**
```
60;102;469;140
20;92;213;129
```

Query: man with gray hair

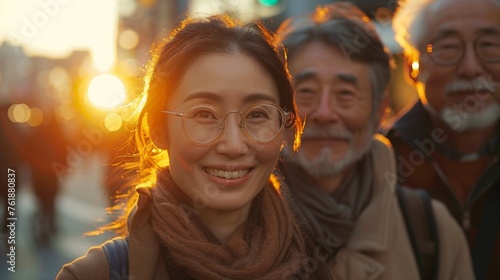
386;0;500;278
276;2;474;279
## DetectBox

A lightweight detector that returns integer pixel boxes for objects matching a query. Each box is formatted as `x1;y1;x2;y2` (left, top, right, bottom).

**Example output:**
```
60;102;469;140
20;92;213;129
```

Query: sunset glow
0;0;118;72
87;74;126;109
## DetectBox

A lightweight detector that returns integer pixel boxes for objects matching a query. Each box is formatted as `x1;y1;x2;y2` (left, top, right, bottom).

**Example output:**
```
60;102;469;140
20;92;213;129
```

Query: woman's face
164;53;282;215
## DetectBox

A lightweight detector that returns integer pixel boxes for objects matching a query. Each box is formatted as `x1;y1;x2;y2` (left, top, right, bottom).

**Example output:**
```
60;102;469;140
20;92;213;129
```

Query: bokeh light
27;107;44;127
56;103;77;122
87;74;126;109
119;29;140;50
104;112;123;132
8;104;31;123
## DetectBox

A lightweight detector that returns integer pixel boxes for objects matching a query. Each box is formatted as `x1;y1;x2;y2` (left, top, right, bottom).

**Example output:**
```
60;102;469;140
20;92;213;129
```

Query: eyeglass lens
427;34;500;65
181;104;284;144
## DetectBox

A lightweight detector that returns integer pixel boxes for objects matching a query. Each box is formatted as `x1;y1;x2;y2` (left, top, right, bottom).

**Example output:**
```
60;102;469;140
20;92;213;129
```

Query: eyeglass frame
161;103;290;145
424;33;500;66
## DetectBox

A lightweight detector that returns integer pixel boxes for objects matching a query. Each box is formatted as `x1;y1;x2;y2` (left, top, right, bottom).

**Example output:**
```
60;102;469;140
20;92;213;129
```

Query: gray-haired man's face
288;41;377;177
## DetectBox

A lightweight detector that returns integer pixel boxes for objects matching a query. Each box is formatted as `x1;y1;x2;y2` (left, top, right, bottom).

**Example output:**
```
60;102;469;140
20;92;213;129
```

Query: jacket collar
129;188;168;280
386;100;433;153
346;135;398;253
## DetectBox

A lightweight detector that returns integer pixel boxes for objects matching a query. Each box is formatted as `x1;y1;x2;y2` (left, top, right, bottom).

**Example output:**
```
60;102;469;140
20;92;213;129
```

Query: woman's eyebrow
242;93;277;104
183;92;277;104
183;92;222;103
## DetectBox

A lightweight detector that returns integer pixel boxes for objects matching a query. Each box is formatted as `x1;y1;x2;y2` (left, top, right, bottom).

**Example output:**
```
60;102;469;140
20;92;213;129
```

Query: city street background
0;153;114;280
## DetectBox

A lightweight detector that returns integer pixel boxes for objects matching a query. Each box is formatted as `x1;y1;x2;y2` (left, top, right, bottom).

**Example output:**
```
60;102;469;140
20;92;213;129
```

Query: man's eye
438;43;461;50
338;90;355;96
432;37;462;51
297;87;317;96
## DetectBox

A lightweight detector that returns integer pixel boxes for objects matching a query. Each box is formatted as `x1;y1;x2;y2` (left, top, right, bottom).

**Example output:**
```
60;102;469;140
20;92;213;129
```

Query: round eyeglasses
162;104;289;145
425;33;500;66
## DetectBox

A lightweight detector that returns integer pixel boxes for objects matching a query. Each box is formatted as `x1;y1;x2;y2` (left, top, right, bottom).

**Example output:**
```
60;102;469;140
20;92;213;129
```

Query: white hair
392;0;435;60
393;0;500;60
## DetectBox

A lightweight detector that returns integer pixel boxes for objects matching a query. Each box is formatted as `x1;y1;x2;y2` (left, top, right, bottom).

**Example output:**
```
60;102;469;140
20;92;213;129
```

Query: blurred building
0;41;93;144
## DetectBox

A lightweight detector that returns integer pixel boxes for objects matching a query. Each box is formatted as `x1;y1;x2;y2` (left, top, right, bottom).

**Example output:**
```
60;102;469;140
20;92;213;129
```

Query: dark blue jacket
385;100;500;280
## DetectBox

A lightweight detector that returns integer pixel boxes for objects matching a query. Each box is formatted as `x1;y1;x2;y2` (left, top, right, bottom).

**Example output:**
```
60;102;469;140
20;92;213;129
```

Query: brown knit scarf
149;169;307;279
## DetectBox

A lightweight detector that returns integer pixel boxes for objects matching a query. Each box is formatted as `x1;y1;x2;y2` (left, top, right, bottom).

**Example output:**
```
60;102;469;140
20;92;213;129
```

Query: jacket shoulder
56;245;109;280
430;199;475;280
430;199;465;243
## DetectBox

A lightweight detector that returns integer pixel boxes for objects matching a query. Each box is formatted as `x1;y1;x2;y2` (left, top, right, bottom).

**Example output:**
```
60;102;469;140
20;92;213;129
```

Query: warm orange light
87;74;126;109
8;104;30;123
56;104;77;122
104;112;123;132
3;0;117;72
411;61;420;78
426;44;433;53
27;107;44;127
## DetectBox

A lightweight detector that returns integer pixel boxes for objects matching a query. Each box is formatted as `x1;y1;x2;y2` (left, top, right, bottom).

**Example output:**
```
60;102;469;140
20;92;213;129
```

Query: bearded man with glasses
386;0;500;279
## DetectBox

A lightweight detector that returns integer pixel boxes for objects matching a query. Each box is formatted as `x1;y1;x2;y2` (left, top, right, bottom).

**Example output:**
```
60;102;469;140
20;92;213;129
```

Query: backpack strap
396;187;439;280
102;237;129;280
471;182;500;279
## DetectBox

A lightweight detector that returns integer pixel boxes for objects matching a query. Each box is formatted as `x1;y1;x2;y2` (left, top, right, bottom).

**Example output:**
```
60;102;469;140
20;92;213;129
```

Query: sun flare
87;74;126;109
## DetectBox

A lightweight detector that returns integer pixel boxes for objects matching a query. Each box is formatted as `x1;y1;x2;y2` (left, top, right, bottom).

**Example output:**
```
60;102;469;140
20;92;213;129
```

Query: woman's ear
147;112;169;149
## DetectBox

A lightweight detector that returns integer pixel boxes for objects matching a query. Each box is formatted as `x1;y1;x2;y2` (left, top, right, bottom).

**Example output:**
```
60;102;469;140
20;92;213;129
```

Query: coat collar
346;135;398;253
129;188;168;280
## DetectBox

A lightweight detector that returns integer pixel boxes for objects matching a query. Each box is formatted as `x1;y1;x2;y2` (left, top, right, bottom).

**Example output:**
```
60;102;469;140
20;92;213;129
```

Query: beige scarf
282;151;374;260
150;169;307;279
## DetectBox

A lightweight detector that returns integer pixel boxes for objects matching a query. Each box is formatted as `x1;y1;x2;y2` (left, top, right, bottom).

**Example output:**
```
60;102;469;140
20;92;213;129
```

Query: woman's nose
214;114;249;157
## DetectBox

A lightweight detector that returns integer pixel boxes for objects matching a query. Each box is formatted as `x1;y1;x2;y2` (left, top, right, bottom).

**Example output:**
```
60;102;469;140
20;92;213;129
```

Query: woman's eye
191;109;217;120
248;110;268;119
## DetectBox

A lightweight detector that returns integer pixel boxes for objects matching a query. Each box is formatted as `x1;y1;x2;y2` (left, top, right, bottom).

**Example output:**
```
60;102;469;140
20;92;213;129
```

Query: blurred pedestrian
26;109;67;246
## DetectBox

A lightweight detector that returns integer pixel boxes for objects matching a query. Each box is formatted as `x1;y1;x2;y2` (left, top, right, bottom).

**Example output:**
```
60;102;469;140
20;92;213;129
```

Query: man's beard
289;124;374;178
424;76;500;132
440;102;500;132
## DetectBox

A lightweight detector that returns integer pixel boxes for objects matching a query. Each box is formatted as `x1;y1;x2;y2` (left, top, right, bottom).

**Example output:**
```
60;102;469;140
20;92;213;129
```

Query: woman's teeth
205;168;249;179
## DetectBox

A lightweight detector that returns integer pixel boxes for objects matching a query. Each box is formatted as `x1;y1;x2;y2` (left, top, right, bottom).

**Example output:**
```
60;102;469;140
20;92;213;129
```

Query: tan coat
56;192;170;280
329;135;474;280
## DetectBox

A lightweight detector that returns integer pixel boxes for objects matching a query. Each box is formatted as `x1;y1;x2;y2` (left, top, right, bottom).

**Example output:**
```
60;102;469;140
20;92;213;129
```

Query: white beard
425;76;500;132
426;102;500;132
289;126;374;178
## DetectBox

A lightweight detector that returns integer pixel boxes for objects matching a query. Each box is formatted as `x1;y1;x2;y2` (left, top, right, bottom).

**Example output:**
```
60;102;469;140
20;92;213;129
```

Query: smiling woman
56;14;332;280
